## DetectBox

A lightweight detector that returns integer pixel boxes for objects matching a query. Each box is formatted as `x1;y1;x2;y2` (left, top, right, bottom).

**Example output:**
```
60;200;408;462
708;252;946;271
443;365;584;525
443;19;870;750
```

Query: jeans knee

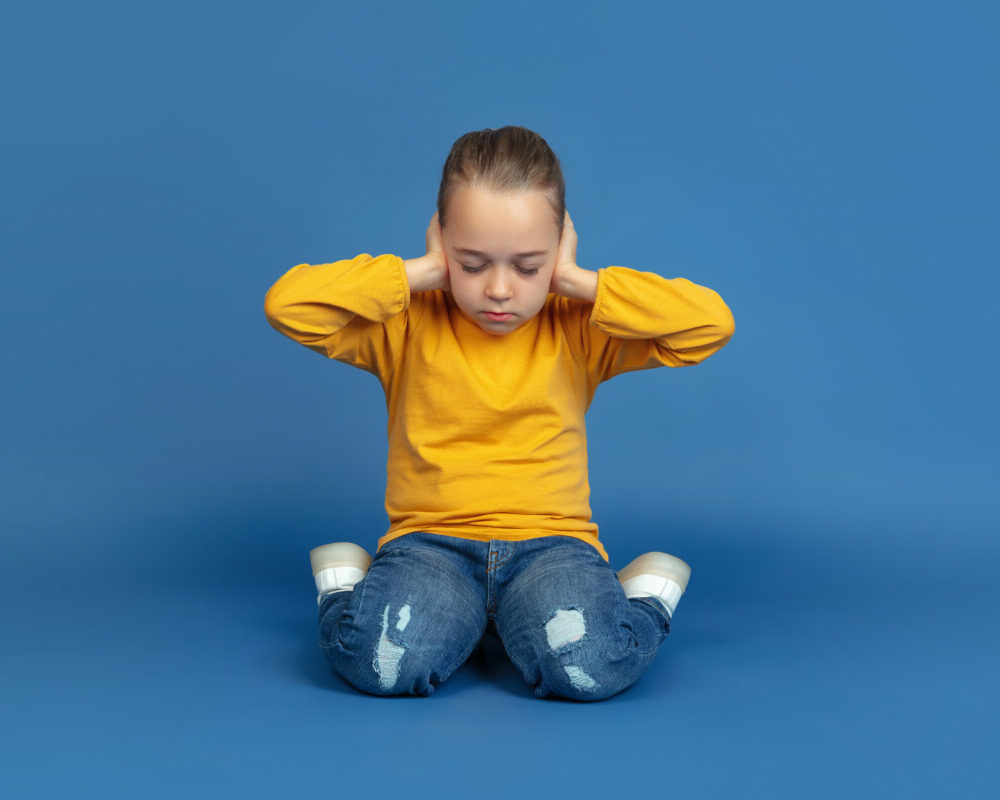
527;606;643;701
322;601;448;697
533;657;627;701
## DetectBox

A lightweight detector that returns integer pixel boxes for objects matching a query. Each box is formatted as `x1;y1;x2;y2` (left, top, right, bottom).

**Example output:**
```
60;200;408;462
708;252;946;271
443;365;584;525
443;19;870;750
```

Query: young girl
264;125;734;700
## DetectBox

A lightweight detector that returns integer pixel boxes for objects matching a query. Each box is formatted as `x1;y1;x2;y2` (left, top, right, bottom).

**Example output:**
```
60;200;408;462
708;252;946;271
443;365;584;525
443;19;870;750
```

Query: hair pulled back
436;125;565;236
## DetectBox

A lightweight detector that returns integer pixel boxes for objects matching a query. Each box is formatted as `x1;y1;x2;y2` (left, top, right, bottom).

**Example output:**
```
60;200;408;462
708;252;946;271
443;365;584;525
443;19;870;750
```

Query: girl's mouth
483;312;513;321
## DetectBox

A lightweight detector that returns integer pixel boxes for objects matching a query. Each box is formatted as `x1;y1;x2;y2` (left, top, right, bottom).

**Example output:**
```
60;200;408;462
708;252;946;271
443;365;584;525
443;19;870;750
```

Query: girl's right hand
403;212;452;293
422;211;451;293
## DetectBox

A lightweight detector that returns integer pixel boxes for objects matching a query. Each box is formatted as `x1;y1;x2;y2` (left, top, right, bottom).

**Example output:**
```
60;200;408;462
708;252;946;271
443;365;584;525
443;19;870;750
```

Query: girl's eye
461;264;540;276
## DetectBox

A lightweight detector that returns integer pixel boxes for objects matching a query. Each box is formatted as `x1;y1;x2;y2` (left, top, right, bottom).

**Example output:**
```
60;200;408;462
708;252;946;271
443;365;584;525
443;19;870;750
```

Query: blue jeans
317;531;671;700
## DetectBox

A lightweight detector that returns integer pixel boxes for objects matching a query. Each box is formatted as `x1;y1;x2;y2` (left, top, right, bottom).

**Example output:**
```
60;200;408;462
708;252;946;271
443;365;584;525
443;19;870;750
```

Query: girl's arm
572;264;735;383
263;253;415;378
551;211;734;383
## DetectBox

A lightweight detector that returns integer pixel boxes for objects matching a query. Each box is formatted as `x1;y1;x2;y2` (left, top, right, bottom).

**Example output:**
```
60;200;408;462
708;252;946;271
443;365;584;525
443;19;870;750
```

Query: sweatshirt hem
376;527;609;562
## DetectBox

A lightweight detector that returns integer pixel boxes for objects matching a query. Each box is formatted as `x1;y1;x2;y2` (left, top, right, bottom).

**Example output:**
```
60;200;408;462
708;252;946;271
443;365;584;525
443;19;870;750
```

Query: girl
264;125;735;700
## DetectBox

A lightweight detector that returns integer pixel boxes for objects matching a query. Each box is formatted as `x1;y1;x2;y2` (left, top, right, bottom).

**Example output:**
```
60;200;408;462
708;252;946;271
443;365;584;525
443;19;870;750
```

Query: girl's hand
406;211;452;293
550;209;578;294
425;211;452;292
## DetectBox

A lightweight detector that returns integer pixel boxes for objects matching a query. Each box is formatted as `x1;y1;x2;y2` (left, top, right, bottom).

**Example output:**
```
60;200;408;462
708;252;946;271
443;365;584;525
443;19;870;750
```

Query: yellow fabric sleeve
263;253;412;379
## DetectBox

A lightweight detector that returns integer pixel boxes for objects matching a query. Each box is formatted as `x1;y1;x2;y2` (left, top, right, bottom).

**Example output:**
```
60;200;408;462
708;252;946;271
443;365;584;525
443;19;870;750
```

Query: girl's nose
486;273;512;301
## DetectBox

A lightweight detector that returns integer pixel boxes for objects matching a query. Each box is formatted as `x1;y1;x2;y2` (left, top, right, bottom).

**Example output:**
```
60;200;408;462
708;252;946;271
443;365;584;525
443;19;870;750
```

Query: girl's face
441;183;560;336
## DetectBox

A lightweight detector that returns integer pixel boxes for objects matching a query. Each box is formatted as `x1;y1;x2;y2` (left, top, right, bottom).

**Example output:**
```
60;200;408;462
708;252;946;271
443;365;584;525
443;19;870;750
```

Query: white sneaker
616;552;691;618
310;541;372;606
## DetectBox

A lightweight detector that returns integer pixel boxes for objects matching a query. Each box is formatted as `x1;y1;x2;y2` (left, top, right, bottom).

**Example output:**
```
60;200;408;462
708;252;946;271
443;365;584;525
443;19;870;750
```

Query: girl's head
436;126;566;335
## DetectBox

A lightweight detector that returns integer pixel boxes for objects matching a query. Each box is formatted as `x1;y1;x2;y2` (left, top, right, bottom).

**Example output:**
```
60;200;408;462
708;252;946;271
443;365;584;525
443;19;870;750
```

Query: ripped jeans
317;531;671;701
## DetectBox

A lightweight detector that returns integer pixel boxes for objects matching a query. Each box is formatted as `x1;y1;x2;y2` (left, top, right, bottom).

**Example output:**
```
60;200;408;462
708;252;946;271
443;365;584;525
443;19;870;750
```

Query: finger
428;212;444;249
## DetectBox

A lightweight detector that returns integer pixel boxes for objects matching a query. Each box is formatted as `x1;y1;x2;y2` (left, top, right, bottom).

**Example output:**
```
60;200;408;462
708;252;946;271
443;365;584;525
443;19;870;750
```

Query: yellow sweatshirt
264;253;734;562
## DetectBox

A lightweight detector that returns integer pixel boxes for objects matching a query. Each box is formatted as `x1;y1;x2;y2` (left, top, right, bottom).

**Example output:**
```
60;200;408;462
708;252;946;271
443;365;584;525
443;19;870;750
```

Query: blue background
2;0;997;797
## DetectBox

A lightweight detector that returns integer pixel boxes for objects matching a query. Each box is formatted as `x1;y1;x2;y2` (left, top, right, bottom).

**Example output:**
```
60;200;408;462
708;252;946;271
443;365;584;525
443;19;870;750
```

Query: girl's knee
327;651;437;697
530;651;645;701
321;599;472;697
531;650;638;701
325;638;448;697
513;606;653;701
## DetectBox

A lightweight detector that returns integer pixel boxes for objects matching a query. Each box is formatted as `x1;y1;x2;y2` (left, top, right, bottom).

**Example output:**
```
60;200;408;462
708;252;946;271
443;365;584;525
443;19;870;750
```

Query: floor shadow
105;493;878;697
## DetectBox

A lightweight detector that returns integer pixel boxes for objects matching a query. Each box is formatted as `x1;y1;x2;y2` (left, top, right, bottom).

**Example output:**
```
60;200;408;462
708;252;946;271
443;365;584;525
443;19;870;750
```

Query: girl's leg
318;534;487;697
494;538;671;701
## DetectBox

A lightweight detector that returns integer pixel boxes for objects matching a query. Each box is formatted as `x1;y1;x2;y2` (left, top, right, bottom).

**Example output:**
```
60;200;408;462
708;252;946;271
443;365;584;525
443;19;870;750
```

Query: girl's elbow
713;303;735;345
263;284;287;324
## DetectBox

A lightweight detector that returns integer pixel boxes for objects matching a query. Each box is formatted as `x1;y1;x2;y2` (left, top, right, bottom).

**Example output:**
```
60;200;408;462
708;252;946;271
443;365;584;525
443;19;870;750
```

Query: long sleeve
583;265;735;383
263;253;413;379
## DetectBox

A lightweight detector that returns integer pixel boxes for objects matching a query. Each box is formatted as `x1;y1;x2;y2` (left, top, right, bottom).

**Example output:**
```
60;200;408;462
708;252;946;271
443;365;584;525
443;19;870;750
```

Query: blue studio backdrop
2;1;997;798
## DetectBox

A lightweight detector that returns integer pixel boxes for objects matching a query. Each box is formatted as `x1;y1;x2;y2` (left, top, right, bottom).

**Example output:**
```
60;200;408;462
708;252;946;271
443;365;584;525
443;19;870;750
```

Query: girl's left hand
550;209;578;294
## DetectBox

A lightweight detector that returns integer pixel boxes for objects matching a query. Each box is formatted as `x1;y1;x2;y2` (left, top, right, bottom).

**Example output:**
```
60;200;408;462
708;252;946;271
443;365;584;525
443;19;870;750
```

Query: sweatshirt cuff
588;267;607;327
392;254;411;312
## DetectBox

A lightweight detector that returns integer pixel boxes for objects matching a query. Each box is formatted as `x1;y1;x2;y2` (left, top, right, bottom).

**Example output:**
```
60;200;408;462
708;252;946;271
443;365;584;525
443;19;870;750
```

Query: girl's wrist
555;264;599;302
403;255;439;292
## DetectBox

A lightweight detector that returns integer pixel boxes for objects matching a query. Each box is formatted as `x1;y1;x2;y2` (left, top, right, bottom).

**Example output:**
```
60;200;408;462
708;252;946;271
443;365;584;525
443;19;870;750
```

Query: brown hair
436;125;566;236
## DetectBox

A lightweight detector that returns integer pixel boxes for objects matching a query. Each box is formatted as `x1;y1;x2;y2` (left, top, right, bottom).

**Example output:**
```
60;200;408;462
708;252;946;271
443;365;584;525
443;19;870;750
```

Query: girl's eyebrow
456;247;548;258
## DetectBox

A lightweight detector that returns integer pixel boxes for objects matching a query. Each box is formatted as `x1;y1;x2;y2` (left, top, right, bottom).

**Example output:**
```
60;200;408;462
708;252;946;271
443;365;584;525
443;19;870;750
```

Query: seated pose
264;125;735;700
